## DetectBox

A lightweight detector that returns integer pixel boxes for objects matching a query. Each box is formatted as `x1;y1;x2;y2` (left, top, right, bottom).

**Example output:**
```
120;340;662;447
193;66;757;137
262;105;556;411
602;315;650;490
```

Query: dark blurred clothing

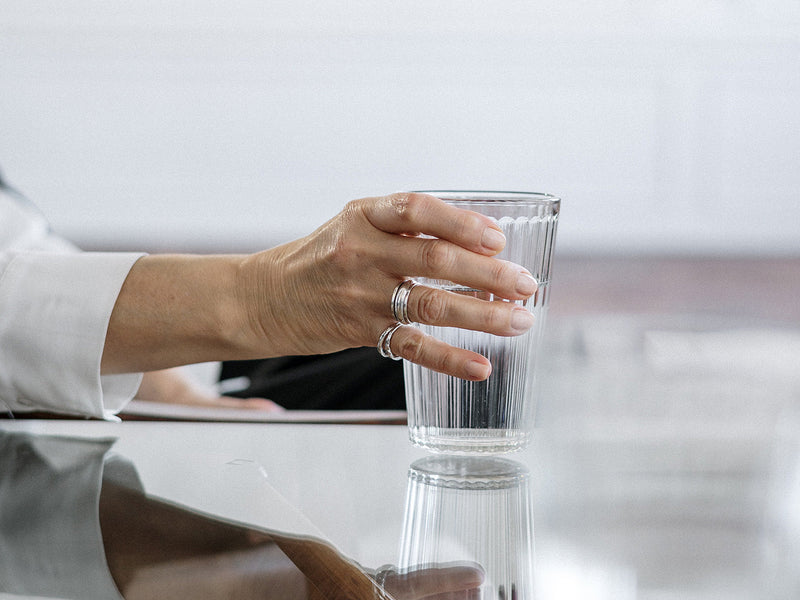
220;348;405;410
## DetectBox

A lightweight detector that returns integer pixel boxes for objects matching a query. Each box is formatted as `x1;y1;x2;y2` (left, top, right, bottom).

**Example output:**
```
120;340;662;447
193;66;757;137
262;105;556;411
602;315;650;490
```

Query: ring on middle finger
390;279;418;324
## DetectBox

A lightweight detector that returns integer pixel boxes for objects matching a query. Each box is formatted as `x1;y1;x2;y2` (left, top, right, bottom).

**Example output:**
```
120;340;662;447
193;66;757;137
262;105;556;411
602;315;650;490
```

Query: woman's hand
102;193;537;381
134;369;283;411
237;192;537;381
377;563;485;600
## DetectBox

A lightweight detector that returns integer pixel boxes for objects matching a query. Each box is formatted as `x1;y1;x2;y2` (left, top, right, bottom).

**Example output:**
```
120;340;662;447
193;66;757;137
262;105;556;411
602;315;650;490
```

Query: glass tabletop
2;313;799;599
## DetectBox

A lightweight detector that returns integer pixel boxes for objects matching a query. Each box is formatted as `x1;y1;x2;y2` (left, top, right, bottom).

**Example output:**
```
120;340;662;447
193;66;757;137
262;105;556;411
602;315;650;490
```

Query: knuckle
414;289;448;324
328;231;359;268
387;191;410;211
339;197;378;235
483;302;509;332
491;259;517;289
387;192;411;219
396;330;424;362
387;192;427;224
342;198;366;220
326;204;373;269
420;239;455;272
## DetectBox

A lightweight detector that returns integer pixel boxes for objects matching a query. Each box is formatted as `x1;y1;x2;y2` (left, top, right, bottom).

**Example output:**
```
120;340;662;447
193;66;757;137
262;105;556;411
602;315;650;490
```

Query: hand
378;563;485;600
103;193;537;381
238;192;538;381
135;368;283;411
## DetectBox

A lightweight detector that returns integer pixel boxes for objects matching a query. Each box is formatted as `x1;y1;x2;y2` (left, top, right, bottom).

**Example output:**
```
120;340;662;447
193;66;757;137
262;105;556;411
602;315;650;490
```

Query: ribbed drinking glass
404;191;560;453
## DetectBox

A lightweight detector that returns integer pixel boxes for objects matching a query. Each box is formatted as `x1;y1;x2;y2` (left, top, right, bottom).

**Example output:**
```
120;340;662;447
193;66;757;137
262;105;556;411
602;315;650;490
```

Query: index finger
359;192;507;256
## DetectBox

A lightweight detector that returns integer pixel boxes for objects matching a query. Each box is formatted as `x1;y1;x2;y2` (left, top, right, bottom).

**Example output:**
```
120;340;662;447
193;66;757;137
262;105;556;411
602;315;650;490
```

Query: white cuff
0;251;146;419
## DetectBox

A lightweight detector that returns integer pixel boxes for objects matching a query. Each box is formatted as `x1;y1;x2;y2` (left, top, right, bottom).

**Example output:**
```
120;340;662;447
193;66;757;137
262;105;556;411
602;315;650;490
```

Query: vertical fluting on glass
398;456;535;599
404;192;560;453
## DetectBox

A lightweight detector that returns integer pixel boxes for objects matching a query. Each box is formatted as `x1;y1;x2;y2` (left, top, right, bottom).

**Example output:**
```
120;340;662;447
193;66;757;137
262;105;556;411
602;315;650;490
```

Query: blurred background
2;1;798;259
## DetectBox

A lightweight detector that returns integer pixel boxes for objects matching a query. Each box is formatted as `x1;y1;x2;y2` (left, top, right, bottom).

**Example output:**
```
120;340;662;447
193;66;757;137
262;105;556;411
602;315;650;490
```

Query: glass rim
412;190;560;205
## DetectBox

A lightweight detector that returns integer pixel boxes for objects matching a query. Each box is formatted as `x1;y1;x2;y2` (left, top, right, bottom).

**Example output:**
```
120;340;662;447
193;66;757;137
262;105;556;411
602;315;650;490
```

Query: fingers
385;325;493;381
235;398;285;412
360;193;535;301
384;564;485;600
409;285;536;337
356;193;539;378
381;235;538;301
358;192;507;256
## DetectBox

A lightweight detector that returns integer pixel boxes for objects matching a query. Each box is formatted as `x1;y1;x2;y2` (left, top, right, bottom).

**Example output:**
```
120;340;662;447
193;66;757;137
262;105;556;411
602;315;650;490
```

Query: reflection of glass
405;191;560;454
398;456;535;599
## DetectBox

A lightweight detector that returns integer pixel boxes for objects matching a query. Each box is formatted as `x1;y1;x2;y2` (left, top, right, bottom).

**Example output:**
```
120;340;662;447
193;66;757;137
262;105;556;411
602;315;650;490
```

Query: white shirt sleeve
0;191;145;419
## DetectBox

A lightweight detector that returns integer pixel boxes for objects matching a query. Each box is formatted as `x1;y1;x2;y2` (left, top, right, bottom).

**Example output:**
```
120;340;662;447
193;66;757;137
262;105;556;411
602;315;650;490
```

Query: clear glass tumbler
398;456;535;599
404;191;560;453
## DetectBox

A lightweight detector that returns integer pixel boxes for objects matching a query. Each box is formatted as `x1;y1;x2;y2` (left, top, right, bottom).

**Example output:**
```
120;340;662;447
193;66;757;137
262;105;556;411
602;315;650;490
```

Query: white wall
2;2;799;254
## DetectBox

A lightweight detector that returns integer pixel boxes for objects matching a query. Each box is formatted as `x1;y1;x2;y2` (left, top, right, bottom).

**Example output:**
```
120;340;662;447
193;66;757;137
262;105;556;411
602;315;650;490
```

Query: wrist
232;247;291;358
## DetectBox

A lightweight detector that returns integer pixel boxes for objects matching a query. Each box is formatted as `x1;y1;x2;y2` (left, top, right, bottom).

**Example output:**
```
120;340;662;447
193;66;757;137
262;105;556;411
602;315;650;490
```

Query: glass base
408;426;531;454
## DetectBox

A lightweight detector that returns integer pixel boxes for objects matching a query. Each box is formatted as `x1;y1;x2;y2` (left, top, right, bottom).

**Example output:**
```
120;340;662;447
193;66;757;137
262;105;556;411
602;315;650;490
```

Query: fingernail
466;360;491;380
516;271;538;296
511;308;535;332
481;228;506;252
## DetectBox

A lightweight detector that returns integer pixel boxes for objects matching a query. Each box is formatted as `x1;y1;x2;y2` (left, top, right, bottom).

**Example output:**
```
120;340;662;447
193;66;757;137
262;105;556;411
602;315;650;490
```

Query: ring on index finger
390;279;418;324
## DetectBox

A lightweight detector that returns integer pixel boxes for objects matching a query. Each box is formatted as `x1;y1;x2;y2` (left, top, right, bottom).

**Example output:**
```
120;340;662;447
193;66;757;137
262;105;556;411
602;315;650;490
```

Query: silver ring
391;279;418;324
377;323;403;361
373;564;395;599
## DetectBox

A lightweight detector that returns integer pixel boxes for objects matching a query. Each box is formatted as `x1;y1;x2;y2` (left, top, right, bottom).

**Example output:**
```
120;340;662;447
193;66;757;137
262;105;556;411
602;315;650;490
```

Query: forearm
101;254;261;374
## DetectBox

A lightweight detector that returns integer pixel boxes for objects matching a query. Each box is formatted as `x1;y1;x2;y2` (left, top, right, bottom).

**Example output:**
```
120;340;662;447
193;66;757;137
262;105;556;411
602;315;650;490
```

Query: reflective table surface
2;314;800;599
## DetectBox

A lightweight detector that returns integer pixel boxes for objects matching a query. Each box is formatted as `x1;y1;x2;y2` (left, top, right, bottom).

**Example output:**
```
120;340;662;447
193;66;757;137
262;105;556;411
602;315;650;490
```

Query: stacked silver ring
377;323;403;361
391;279;418;324
372;564;395;599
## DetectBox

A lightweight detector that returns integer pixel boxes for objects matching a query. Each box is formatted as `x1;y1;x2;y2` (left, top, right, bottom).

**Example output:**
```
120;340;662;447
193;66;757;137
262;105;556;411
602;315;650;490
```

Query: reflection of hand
101;482;307;599
136;368;283;411
239;192;537;380
378;563;485;600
